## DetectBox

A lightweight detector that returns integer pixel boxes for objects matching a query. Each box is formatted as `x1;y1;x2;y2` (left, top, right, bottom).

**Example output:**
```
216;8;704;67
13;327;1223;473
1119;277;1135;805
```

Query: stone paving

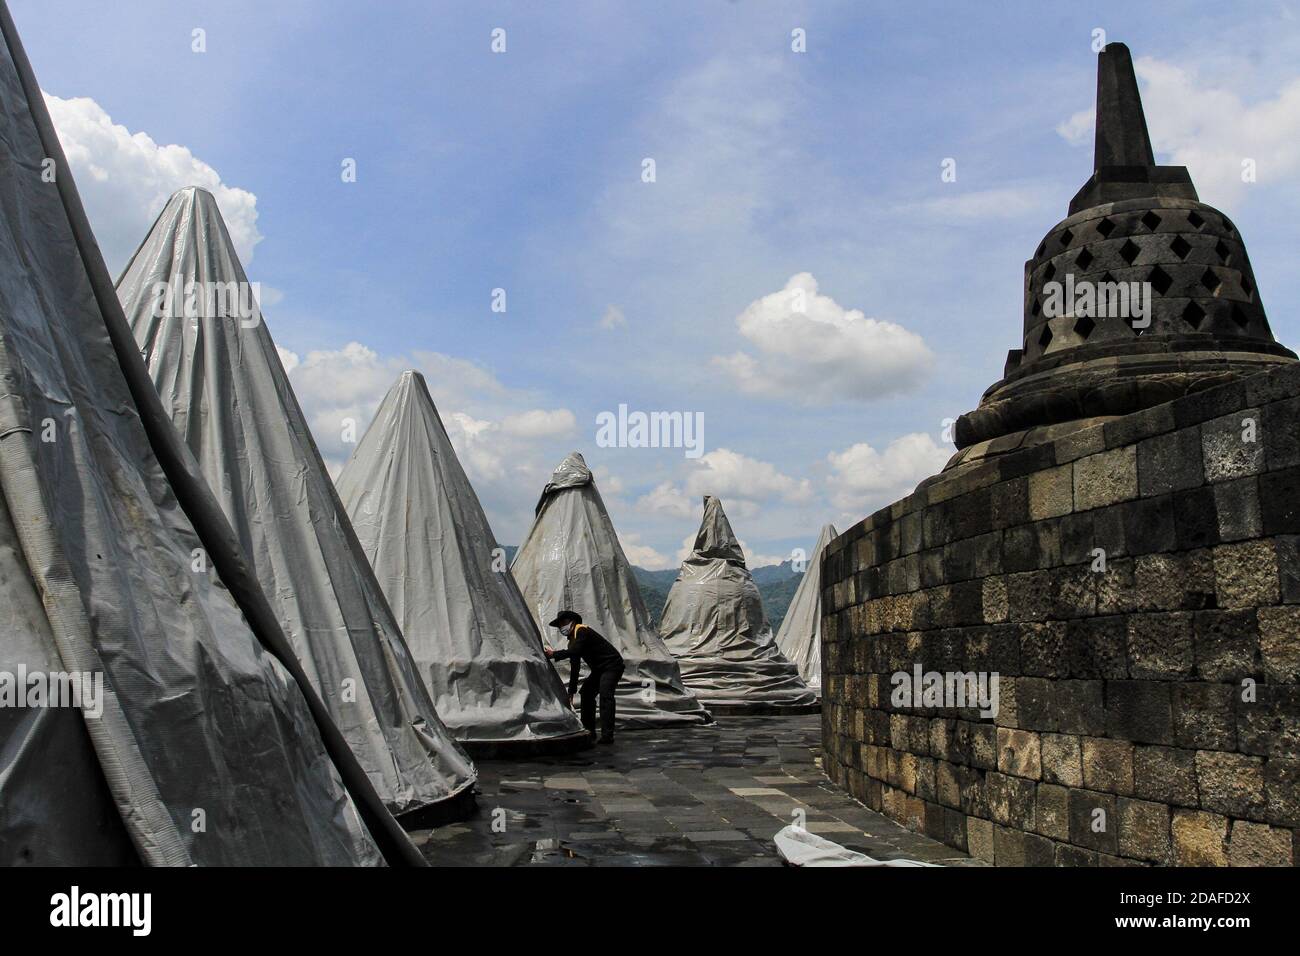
412;715;981;866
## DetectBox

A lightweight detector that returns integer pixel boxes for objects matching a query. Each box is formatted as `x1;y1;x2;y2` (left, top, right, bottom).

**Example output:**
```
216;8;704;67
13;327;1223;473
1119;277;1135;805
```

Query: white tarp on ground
116;187;475;818
511;452;711;727
774;523;838;692
0;2;389;866
337;372;587;748
774;826;937;867
659;497;817;708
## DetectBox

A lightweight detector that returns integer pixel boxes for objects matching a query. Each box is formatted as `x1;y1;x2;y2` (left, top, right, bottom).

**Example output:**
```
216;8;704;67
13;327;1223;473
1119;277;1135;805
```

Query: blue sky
15;0;1300;567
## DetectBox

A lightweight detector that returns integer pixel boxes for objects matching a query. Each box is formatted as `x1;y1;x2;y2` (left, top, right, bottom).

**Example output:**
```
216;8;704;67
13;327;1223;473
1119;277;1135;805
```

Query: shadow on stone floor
410;715;983;867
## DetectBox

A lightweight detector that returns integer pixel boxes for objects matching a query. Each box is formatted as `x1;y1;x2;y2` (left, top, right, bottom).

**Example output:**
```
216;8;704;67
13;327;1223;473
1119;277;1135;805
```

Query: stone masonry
819;44;1299;866
821;362;1300;866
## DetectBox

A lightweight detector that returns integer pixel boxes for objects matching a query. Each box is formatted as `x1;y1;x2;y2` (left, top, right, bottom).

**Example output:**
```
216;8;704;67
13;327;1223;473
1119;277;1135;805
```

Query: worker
543;610;625;744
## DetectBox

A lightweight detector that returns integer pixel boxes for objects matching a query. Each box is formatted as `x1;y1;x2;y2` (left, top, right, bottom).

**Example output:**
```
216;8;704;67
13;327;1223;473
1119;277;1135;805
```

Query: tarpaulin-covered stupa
512;452;712;727
773;523;838;694
336;372;591;755
0;0;419;866
116;187;476;825
660;497;818;714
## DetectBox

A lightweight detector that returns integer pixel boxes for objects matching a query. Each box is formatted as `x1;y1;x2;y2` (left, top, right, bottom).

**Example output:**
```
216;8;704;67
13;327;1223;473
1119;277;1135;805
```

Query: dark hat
547;610;582;628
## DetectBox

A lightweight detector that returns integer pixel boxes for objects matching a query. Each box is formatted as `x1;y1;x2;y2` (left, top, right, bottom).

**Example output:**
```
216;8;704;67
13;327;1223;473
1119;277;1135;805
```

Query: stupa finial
1093;42;1155;169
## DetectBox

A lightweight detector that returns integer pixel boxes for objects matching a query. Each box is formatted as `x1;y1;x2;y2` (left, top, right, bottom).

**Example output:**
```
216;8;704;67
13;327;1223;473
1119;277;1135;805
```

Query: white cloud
599;54;805;258
738;538;786;569
713;273;933;404
591;467;625;497
673;531;697;566
683;448;813;505
919;186;1055;221
281;341;574;531
500;408;577;439
599;305;627;330
636;480;696;519
276;346;300;374
825;432;951;516
258;285;285;308
634;448;809;544
618;531;673;570
1056;56;1300;210
45;92;261;274
1056;107;1095;147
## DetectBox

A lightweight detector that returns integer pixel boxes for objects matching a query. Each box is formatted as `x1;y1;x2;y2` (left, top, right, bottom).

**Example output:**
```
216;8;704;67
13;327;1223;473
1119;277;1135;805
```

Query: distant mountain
631;567;678;628
750;559;800;586
757;570;803;633
505;546;805;633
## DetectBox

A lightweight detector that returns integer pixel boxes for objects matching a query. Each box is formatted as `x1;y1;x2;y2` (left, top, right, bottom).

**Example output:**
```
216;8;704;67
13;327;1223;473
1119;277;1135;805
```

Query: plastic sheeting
659;497;816;708
337;372;588;748
773;826;937;867
512;453;711;727
116;187;476;818
0;3;386;866
773;523;838;692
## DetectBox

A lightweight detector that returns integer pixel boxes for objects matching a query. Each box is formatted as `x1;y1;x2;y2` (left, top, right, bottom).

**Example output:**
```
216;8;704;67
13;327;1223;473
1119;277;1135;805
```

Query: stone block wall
821;363;1300;866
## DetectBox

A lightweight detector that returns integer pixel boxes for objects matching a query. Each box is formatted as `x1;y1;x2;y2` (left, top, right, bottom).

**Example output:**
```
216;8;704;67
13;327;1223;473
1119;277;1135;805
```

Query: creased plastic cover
659;497;816;707
774;826;936;867
0;8;380;866
116;188;475;816
337;372;587;745
512;453;711;727
774;523;838;692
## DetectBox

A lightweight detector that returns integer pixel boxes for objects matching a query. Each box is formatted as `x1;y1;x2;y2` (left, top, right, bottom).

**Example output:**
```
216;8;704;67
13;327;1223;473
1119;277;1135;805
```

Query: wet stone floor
411;715;980;867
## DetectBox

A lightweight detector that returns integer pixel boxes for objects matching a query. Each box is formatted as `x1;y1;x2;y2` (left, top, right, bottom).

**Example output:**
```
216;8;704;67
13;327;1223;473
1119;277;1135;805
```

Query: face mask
560;622;573;637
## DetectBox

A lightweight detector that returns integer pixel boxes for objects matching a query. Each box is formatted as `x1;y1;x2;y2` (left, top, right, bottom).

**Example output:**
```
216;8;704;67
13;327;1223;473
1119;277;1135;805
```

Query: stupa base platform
394;785;478;830
700;700;822;716
460;730;595;759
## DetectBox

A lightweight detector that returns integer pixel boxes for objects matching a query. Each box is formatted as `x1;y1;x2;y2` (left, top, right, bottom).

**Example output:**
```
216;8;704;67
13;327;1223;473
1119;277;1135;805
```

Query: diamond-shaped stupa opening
1148;265;1173;296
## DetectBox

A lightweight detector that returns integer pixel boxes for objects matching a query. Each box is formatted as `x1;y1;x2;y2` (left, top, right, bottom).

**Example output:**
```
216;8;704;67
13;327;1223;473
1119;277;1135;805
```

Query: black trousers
579;665;624;739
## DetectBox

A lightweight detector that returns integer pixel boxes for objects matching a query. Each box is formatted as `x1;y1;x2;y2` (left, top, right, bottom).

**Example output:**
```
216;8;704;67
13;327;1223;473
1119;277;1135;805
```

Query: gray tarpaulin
660;497;817;708
116;187;476;819
512;453;711;727
773;523;838;692
337;371;588;749
0;1;392;865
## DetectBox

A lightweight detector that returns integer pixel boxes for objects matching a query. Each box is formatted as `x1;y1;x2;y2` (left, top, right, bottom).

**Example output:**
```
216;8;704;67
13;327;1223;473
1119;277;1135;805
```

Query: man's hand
568;695;575;709
543;647;554;659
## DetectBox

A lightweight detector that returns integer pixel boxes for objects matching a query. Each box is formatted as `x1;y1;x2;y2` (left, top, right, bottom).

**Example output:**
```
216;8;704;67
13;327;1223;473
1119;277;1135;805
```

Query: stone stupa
819;42;1300;867
951;42;1295;468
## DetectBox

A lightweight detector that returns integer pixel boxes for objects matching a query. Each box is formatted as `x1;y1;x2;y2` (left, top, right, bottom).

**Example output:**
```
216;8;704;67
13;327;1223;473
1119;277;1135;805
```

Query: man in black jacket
544;610;625;744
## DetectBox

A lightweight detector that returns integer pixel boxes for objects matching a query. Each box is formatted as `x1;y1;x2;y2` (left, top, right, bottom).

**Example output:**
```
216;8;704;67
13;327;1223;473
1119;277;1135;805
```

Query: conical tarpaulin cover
773;523;838;692
512;453;711;727
116;187;476;818
337;372;588;750
660;497;817;709
0;2;387;865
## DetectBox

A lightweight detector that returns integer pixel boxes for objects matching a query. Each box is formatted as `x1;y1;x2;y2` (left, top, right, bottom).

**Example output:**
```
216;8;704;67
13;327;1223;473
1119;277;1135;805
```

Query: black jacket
551;624;624;696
